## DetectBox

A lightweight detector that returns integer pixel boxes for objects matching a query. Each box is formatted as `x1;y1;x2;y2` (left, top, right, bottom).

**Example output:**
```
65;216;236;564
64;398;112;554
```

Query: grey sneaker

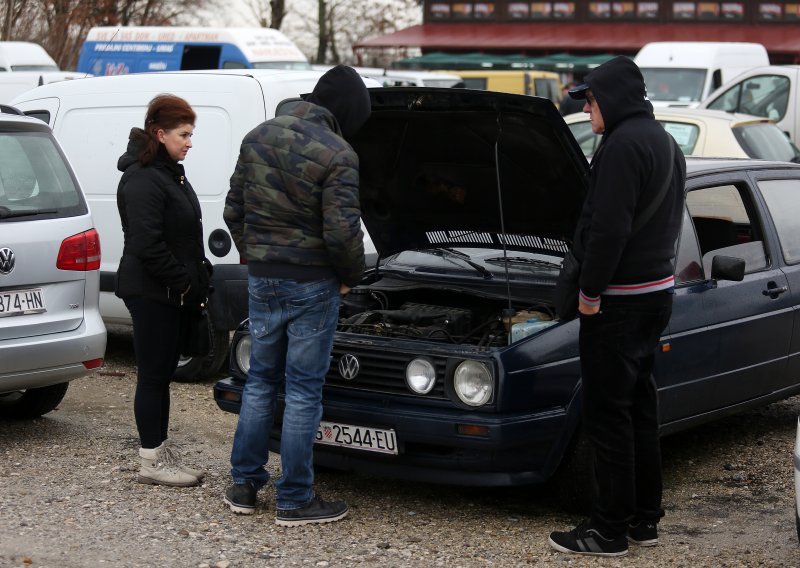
627;520;658;546
224;481;257;515
275;495;348;527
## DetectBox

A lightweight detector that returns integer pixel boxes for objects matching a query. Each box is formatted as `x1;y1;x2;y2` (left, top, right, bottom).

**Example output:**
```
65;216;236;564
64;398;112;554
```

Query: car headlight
453;360;493;407
234;334;252;375
405;358;437;394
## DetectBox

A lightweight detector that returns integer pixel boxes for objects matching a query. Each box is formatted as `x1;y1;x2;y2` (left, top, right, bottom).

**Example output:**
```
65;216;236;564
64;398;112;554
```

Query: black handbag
554;250;581;320
181;307;213;357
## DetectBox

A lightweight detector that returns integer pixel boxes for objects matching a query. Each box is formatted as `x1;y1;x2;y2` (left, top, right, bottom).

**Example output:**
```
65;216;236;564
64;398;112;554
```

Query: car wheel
173;330;230;383
552;426;595;514
0;383;69;420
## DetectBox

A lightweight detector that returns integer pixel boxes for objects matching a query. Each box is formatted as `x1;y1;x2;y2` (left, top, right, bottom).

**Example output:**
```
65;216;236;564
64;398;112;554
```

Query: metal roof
355;22;800;59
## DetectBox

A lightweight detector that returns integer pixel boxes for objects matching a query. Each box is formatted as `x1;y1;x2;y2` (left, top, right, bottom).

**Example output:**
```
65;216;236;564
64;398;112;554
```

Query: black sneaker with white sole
275;495;348;527
548;521;629;557
224;481;257;515
628;520;658;546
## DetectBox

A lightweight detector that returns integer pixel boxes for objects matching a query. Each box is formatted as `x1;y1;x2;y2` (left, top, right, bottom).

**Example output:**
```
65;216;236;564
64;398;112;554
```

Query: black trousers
578;291;673;537
125;297;183;449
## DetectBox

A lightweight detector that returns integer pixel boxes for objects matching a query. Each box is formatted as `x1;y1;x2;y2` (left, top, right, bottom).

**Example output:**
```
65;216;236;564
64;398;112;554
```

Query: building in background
356;0;800;71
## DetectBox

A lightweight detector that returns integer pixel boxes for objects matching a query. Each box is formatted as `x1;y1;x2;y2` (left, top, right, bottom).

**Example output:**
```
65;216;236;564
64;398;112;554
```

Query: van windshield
11;65;59;72
640;68;706;103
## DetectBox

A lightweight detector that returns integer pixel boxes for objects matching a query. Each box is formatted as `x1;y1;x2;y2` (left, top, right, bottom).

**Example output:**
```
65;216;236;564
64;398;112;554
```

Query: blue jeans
230;276;341;510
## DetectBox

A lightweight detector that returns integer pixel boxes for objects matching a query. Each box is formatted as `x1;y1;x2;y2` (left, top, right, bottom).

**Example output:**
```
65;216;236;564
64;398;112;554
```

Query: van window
640;68;706;102
181;45;222;70
462;77;488;90
0;132;85;218
24;110;50;124
708;75;791;121
534;78;560;103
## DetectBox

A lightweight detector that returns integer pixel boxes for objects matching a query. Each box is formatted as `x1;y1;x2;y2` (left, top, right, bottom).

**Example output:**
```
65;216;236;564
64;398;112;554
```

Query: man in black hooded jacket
548;56;686;557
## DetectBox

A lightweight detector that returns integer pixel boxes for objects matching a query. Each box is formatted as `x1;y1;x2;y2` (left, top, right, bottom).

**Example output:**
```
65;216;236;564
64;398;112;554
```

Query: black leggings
125;297;183;449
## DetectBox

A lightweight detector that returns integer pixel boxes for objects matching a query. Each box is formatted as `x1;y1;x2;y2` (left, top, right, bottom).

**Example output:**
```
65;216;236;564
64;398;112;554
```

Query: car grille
325;345;448;399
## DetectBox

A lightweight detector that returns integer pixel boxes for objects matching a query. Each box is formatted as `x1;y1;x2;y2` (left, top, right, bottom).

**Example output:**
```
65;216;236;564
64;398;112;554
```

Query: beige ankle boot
138;443;200;487
163;438;206;480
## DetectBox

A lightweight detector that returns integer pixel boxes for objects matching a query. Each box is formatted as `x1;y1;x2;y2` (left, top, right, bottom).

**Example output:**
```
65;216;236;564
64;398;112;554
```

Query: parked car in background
700;65;800;144
633;41;769;108
450;70;562;104
564;107;800;162
0;106;106;419
214;88;800;504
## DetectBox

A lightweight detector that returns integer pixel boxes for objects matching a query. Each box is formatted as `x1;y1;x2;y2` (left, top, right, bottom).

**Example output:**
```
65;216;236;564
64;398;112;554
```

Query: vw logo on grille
0;248;15;275
338;354;360;380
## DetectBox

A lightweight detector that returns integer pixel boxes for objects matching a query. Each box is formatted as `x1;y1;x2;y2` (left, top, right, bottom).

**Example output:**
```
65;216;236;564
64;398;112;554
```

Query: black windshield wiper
0;207;59;219
484;256;561;268
418;248;493;280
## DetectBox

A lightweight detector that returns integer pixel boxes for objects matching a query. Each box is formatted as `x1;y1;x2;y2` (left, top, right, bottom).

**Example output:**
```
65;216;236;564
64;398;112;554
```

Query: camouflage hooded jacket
223;101;366;288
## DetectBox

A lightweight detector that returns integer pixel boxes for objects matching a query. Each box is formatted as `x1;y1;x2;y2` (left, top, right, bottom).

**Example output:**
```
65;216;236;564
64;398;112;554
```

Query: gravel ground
1;325;800;568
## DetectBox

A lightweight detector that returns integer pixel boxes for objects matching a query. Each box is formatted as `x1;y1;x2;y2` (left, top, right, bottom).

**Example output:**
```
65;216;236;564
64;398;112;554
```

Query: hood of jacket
581;56;654;132
305;65;371;141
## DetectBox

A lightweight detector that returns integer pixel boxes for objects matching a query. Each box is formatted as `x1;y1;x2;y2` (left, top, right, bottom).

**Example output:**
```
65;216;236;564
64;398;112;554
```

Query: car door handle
762;284;789;298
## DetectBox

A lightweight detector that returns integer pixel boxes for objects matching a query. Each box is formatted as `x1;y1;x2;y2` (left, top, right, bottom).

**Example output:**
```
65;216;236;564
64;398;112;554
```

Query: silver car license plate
0;288;46;317
315;420;398;455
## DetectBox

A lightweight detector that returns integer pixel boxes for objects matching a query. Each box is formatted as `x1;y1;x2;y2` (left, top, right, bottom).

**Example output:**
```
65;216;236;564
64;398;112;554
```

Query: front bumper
214;377;571;486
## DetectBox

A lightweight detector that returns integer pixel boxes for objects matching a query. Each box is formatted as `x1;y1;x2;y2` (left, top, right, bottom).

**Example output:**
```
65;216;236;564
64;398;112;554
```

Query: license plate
0;288;46;318
315;420;398;455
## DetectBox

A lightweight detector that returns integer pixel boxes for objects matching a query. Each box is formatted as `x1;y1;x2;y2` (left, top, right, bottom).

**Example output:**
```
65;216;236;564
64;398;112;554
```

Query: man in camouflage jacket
223;65;370;526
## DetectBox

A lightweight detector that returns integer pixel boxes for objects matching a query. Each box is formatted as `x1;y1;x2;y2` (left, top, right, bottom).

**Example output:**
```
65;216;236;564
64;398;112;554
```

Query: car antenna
494;111;516;331
83;27;122;78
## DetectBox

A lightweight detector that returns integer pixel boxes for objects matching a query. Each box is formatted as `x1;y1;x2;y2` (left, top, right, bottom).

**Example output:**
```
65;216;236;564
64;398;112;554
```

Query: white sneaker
138;443;200;487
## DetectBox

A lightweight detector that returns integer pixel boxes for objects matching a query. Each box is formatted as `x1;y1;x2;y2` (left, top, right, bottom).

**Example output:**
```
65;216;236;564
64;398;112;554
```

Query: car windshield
733;122;800;162
640;68;706;102
0;131;85;220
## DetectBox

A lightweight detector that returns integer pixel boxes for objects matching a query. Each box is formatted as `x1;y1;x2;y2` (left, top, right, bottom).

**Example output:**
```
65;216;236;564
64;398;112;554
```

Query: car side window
708;75;790;121
685;184;768;275
757;178;800;264
660;121;698;155
674;207;704;284
566;121;600;155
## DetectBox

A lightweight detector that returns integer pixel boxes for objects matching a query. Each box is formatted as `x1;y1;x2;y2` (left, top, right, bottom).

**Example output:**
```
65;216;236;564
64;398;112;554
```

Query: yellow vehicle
447;70;562;104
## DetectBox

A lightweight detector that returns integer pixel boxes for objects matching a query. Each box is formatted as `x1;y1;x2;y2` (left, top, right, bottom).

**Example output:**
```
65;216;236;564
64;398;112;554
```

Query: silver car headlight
405;358;437;394
234;334;252;374
453;360;493;407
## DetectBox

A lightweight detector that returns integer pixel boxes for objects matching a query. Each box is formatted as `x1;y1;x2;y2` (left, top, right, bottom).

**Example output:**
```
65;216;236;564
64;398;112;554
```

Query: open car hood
351;88;590;259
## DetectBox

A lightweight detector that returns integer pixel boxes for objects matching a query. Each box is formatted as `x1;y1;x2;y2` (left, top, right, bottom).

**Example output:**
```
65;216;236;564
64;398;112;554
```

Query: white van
0;42;85;103
0;41;60;71
700;65;800;143
77;27;310;75
10;69;379;380
634;42;769;108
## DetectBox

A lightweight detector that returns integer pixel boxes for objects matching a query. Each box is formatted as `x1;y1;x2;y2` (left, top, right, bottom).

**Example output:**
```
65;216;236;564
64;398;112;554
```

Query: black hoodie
573;56;687;304
305;65;371;141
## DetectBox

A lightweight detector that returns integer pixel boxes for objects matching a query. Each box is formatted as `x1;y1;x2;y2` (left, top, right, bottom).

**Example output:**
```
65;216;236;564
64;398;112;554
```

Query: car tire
552;426;595;515
0;382;69;420
173;330;230;383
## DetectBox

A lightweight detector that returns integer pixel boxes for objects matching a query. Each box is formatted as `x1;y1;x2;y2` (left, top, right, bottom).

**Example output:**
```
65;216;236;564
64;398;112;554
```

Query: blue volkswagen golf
215;88;800;502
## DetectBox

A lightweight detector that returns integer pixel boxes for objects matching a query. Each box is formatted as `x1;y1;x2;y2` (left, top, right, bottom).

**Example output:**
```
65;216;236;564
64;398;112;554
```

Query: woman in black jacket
116;94;209;487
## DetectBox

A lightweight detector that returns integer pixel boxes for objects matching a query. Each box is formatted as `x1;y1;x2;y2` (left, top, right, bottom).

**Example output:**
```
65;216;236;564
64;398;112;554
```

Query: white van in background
10;69;380;380
634;42;769;108
0;41;85;103
700;65;800;143
77;27;310;75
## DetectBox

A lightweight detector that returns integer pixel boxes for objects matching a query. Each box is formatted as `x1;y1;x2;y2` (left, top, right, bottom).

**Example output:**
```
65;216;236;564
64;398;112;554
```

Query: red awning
355;23;800;58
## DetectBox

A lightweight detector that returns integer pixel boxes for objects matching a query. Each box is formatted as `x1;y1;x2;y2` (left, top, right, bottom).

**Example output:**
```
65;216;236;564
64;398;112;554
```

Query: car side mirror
710;255;745;282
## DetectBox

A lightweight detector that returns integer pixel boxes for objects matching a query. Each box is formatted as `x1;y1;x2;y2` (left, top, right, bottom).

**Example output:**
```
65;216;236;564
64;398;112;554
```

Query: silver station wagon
0;106;106;419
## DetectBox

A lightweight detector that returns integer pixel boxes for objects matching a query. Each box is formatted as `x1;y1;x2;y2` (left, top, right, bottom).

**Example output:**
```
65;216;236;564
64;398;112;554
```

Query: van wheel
173;330;230;383
551;426;595;514
0;383;69;420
